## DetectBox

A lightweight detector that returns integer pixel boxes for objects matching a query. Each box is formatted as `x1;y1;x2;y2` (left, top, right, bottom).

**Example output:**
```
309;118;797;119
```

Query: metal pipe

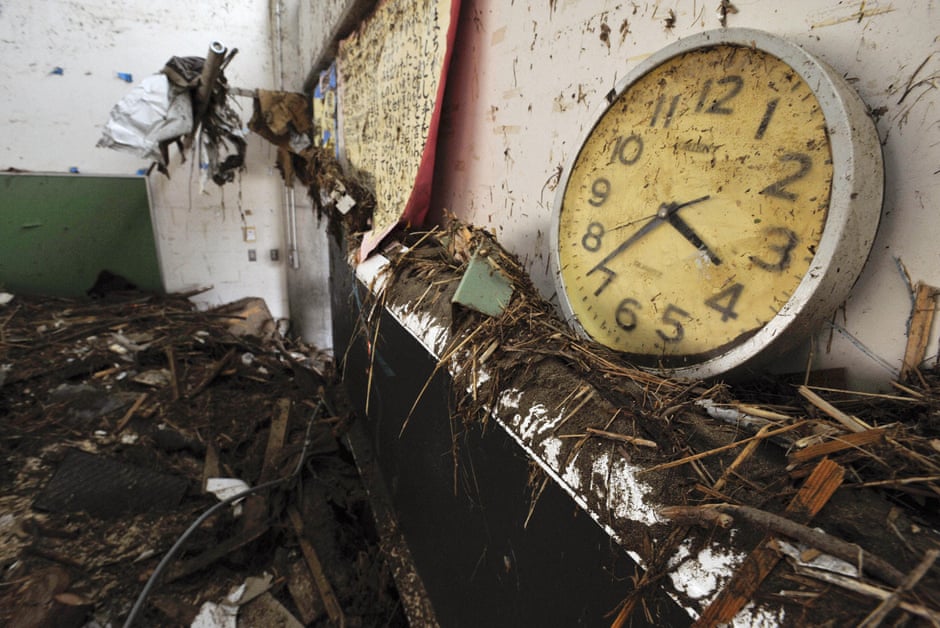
196;40;227;123
271;1;299;270
287;185;299;269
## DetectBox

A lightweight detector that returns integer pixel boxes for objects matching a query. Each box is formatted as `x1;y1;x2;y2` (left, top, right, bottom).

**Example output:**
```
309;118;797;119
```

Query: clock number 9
588;177;611;207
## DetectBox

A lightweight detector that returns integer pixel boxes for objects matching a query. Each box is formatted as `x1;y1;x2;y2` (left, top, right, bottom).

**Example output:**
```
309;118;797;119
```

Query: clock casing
550;28;883;379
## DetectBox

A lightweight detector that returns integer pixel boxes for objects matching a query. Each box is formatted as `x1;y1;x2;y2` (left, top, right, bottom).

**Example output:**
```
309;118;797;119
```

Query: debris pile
0;291;405;627
359;219;940;626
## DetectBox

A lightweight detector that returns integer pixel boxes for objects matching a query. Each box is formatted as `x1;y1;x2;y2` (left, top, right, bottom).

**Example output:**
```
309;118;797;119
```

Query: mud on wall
424;0;940;389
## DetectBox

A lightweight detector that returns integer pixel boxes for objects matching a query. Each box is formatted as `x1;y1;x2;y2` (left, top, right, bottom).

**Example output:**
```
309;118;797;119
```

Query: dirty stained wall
423;1;939;389
0;0;321;335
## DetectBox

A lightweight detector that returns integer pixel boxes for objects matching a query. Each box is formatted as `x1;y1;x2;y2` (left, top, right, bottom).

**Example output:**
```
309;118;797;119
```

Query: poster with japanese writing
338;0;460;258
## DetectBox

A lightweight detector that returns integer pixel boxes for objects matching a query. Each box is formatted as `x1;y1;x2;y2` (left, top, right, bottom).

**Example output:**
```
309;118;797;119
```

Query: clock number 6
615;298;640;331
657;304;691;343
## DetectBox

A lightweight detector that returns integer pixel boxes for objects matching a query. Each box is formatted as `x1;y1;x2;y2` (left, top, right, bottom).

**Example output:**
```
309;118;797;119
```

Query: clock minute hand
586;213;666;295
585;195;713;296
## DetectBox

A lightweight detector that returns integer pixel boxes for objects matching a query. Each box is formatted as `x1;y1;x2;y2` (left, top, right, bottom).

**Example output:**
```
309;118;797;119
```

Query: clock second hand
586;195;712;295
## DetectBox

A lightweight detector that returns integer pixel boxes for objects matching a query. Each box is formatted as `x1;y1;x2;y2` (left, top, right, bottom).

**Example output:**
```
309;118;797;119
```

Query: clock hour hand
657;195;721;265
666;212;721;264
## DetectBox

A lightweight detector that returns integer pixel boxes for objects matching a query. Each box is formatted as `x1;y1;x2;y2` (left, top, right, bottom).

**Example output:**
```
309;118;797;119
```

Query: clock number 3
751;226;800;272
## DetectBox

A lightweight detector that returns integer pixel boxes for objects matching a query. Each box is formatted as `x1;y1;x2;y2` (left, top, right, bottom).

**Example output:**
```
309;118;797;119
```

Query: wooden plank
694;459;844;626
287;507;346;627
260;398;291;482
900;282;938;380
788;427;887;464
798;386;869;432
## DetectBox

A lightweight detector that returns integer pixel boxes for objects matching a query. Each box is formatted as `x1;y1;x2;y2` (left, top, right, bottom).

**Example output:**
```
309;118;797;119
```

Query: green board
0;173;163;297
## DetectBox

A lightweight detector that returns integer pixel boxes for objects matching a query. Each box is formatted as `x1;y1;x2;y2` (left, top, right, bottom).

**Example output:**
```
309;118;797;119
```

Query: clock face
555;44;834;369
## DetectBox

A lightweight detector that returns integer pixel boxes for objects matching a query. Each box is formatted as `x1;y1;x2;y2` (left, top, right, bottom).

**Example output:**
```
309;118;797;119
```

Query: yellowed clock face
557;44;833;368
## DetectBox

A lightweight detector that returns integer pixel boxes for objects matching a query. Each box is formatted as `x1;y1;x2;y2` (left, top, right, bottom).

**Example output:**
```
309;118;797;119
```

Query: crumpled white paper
97;74;193;163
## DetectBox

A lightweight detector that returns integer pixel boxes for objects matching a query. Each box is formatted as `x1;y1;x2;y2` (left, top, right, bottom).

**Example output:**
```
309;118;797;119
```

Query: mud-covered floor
0;290;406;627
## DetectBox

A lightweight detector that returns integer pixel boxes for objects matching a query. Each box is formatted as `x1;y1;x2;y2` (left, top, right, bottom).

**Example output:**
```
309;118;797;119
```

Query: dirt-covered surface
367;223;940;626
0;290;406;627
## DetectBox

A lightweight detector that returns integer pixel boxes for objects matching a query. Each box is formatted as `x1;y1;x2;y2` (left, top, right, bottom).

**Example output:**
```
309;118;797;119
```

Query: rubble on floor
0;291;406;627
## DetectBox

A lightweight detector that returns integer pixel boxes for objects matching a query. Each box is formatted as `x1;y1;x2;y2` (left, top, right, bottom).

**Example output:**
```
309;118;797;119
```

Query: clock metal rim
549;27;884;379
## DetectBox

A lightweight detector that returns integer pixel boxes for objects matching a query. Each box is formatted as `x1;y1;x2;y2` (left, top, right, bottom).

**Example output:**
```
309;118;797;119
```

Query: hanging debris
97;42;246;187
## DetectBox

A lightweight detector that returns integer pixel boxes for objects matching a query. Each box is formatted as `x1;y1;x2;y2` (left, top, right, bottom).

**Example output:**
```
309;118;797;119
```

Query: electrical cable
122;400;326;627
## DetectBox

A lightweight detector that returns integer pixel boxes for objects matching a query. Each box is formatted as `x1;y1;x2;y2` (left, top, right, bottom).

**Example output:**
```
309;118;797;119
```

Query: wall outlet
243;226;257;242
248;249;257;261
270;249;279;261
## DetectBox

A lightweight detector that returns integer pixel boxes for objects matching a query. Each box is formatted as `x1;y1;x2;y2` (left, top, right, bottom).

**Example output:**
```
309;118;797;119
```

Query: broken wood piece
692;458;845;626
788;427;887;465
163;525;268;583
798;385;870;433
585;427;657;448
857;548;938;628
201;441;220;493
287;506;346;627
115;393;148;432
260;398;291;482
240;398;292;532
713;423;774;492
639;421;806;475
659;505;733;528
287;558;324;624
900;282;938;381
795;565;940;625
186;347;235;399
165;346;180;401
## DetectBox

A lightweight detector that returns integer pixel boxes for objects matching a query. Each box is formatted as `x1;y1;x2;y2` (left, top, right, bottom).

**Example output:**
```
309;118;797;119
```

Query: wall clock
550;28;883;379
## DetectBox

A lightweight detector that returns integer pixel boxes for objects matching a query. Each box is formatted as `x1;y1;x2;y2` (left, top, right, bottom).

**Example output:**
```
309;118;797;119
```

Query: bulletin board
338;0;460;257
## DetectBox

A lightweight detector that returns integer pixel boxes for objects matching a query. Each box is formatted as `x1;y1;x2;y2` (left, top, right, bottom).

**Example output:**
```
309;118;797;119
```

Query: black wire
122;400;325;627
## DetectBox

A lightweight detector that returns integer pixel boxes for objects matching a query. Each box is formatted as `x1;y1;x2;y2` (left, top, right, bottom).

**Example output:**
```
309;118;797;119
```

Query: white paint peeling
608;457;661;525
732;602;787;628
540;436;562;470
561;451;584;491
668;541;740;601
394;307;450;357
591;451;610;502
499;388;524;411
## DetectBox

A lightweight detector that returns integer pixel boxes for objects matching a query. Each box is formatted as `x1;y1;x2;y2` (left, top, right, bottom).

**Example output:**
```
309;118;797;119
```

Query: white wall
0;0;292;323
431;0;940;389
